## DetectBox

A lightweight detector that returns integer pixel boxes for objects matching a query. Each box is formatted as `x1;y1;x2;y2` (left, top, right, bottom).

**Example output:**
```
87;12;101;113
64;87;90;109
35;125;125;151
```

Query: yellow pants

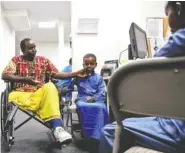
8;82;61;122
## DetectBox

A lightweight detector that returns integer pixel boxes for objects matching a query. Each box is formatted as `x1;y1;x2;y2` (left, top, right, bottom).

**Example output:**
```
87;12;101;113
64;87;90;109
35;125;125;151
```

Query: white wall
71;0;166;73
35;42;72;71
0;4;16;92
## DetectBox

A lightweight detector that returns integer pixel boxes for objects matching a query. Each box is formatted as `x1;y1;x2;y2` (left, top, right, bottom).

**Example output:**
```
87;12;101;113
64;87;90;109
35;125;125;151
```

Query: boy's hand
86;96;95;103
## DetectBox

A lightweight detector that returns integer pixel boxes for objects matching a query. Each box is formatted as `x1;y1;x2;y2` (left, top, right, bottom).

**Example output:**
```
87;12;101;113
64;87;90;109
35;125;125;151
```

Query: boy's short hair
83;53;97;61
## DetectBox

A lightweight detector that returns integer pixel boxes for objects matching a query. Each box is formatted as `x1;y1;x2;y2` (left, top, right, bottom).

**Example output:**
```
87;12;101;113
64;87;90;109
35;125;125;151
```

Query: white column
0;2;2;63
58;21;65;50
58;21;66;69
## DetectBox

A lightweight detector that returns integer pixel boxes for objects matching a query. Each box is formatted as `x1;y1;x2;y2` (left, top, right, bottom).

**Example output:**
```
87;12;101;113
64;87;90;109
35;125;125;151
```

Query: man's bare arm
52;72;78;79
1;73;26;82
52;69;86;79
1;73;39;85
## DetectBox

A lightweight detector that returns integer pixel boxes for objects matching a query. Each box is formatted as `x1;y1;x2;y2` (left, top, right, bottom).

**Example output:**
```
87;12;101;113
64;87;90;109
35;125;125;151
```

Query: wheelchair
1;80;65;152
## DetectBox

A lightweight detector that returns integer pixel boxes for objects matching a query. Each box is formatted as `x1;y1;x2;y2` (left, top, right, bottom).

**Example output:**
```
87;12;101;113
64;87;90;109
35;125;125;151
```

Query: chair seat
67;104;77;113
124;146;163;153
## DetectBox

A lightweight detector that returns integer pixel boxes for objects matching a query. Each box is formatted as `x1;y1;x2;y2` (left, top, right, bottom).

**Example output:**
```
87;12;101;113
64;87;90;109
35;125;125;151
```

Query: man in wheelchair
1;38;85;146
65;53;109;150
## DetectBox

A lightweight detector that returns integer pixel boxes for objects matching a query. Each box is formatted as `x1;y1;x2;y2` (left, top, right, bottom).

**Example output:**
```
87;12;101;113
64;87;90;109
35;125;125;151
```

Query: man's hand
86;96;95;103
76;69;88;78
23;76;41;86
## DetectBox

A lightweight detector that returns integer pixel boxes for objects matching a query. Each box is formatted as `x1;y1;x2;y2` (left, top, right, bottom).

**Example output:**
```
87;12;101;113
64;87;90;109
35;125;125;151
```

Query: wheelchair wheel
1;91;14;152
1;91;6;135
3;120;14;152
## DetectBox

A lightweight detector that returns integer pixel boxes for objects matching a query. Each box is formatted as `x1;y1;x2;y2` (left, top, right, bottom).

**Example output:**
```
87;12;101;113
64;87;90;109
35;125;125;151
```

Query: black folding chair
108;57;185;153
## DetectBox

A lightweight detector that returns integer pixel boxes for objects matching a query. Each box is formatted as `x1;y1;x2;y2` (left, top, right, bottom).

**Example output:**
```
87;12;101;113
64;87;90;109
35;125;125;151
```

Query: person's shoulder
94;73;103;79
176;28;185;33
35;56;51;63
11;56;22;62
171;28;185;39
68;65;72;70
65;65;72;69
35;56;47;60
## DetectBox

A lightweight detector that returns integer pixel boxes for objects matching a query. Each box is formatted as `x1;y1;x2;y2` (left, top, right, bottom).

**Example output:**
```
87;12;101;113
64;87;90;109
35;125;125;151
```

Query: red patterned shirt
2;56;58;92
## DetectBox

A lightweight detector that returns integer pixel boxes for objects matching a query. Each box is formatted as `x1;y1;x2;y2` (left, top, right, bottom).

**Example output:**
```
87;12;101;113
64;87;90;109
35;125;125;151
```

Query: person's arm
65;78;76;102
2;73;29;82
45;59;85;79
154;29;185;57
1;60;17;81
52;71;82;79
93;77;106;102
1;59;38;85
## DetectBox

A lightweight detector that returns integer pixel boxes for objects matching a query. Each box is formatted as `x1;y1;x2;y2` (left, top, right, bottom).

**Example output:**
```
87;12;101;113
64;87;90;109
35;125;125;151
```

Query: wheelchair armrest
4;80;14;92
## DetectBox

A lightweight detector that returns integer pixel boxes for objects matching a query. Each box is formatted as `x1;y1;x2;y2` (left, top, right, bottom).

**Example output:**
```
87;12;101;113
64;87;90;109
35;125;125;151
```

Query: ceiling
2;1;71;43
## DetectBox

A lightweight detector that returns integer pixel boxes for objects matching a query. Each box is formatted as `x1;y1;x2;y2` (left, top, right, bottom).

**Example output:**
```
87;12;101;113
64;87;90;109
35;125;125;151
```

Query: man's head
83;53;97;74
69;58;72;65
20;38;37;61
165;1;185;33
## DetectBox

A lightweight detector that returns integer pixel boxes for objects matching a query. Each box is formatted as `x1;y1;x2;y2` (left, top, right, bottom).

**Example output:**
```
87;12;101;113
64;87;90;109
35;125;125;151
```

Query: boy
65;53;109;142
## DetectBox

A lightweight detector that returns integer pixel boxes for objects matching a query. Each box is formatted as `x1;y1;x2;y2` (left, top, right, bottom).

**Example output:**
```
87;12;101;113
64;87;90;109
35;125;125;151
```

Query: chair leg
70;113;73;136
61;108;64;120
66;112;70;128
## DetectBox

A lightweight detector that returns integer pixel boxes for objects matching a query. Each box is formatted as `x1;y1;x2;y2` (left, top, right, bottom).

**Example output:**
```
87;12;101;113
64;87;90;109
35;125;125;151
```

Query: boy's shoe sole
58;138;72;146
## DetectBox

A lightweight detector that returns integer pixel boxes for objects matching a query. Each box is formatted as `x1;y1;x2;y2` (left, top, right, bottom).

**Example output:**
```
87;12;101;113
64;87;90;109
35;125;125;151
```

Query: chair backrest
108;57;185;125
71;85;78;104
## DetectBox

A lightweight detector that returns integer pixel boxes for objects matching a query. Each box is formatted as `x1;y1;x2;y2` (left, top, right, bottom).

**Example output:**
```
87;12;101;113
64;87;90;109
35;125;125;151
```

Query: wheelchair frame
1;81;51;152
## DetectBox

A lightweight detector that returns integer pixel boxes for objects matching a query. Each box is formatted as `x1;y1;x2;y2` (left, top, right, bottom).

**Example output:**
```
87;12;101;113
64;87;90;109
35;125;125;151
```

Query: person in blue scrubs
57;58;72;89
99;1;185;153
65;53;109;141
57;58;72;103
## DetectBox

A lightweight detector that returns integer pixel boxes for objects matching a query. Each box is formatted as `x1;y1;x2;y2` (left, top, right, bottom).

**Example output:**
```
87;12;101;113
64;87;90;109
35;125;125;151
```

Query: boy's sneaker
53;127;72;145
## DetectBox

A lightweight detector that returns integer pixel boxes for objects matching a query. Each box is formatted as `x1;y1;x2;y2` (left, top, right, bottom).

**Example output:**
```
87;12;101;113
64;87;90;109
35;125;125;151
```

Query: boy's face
83;57;97;74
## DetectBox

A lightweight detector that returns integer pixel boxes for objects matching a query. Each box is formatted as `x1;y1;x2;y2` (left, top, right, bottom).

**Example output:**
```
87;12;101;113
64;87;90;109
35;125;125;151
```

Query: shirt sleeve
93;76;106;102
45;58;58;77
2;57;17;74
154;29;185;58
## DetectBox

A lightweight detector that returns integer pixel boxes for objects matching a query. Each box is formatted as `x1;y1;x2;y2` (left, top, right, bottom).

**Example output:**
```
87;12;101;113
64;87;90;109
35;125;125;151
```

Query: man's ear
95;62;97;67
